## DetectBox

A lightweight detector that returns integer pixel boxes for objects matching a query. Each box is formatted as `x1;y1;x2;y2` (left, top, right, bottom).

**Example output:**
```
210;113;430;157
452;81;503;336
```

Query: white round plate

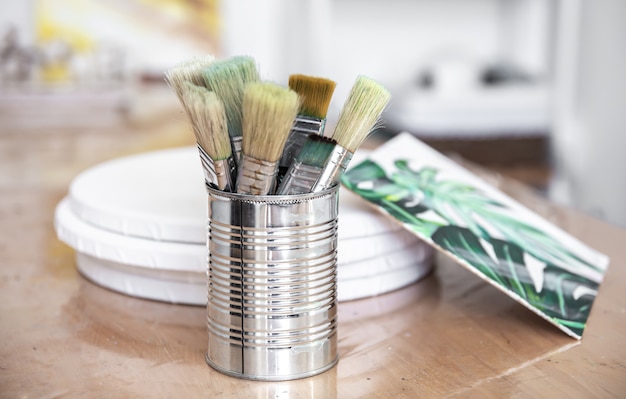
75;252;433;305
58;192;426;269
67;147;402;245
57;196;429;272
55;197;206;272
69;147;207;244
58;146;435;304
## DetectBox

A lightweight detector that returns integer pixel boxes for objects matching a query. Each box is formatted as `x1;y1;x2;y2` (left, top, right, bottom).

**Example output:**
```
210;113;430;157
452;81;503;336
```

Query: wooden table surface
1;88;625;398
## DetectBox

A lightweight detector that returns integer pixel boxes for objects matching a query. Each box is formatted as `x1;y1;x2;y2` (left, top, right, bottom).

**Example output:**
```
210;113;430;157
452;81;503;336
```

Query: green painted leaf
342;159;387;183
392;160;604;279
432;226;598;336
342;161;443;236
432;226;507;287
343;156;603;337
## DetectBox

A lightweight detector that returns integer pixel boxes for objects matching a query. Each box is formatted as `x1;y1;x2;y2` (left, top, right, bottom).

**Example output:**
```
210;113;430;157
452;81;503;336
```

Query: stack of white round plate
54;147;433;304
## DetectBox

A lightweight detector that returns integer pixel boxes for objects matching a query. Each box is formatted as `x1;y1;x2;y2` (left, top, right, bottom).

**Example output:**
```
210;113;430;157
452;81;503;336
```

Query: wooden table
1;89;625;398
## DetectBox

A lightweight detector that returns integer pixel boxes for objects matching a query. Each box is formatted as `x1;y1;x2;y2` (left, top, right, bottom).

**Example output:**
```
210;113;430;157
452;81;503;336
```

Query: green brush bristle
288;74;336;119
165;55;215;102
242;82;300;162
296;135;337;167
203;56;259;138
180;81;232;161
332;75;391;152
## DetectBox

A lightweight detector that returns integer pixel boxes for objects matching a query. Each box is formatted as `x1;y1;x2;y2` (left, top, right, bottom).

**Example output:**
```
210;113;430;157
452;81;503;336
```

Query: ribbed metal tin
205;185;339;381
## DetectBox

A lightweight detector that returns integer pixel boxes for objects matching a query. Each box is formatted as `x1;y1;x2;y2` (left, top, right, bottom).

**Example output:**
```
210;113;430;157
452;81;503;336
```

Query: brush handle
197;145;237;192
278;116;325;171
310;146;353;193
236;154;278;195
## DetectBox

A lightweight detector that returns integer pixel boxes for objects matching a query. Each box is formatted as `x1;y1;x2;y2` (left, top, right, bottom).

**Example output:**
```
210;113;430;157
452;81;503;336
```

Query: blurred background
1;0;624;228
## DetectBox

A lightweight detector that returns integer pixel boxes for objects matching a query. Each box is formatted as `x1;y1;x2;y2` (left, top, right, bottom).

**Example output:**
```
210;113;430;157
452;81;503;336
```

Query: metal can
205;185;339;380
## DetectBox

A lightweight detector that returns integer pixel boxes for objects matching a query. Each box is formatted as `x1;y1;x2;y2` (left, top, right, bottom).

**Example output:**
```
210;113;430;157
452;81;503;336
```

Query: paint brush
180;81;237;192
236;82;300;195
308;75;391;192
276;135;338;195
164;55;215;102
278;75;336;177
203;56;259;162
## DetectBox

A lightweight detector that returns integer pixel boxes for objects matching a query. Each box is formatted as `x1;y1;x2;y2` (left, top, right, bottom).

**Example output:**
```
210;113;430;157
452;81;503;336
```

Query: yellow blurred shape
36;0;95;52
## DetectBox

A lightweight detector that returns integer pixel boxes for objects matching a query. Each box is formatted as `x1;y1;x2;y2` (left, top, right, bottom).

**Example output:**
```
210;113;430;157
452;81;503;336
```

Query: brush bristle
288;74;336;119
242;82;300;162
165;55;215;101
332;76;391;152
203;56;259;138
296;135;337;167
180;81;232;160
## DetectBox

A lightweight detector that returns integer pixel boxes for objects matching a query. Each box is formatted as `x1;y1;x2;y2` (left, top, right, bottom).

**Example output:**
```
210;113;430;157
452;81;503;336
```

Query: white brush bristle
180;82;231;160
332;76;391;152
242;82;300;162
165;55;215;102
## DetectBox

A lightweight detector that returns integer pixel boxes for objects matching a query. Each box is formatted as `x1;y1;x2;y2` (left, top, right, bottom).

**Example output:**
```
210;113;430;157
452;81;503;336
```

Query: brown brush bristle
288;74;336;119
242;82;300;162
332;75;391;152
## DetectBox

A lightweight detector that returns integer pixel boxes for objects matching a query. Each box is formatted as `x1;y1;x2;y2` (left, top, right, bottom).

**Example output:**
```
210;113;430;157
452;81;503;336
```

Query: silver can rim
205;183;339;204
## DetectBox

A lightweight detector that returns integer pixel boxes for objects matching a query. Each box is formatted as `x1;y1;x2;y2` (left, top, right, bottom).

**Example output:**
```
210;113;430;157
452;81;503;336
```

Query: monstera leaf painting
342;133;609;338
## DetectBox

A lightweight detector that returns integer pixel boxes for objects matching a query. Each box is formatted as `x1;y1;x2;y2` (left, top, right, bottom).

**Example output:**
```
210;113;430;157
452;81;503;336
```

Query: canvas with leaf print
341;133;609;339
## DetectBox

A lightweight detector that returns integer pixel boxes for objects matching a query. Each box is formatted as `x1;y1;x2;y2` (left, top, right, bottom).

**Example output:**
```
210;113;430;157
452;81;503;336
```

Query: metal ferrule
310;145;353;193
292;115;325;135
230;135;243;164
236;154;278;195
278;116;325;172
197;145;218;187
213;157;237;193
197;145;237;192
276;162;323;195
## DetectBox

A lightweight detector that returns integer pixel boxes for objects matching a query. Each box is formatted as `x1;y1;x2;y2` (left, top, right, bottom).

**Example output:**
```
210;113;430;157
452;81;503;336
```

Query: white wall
328;0;500;95
551;0;626;228
220;0;514;117
498;0;552;77
0;0;35;45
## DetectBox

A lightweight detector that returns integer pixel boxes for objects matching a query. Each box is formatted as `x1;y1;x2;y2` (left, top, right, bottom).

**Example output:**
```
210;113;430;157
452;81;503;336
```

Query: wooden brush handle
236;154;278;195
